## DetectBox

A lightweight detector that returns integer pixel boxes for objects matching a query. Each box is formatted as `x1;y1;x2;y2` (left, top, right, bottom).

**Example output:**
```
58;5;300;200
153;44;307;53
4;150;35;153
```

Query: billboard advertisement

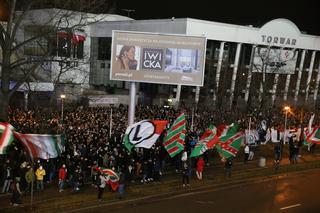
110;31;206;86
252;47;298;74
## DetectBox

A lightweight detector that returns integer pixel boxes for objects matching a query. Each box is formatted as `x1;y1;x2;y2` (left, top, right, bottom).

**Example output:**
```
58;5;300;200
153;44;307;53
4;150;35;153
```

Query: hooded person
35;166;46;191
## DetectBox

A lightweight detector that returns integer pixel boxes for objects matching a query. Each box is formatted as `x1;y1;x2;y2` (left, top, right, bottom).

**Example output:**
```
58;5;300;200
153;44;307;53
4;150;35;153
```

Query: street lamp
283;106;290;144
60;94;66;122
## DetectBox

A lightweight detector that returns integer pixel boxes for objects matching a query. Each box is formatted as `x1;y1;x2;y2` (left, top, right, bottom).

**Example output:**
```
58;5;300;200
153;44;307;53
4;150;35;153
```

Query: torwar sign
258;19;300;47
261;35;297;46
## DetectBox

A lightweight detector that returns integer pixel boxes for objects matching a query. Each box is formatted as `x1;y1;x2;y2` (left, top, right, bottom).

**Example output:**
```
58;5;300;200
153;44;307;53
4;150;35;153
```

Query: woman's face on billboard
125;47;135;60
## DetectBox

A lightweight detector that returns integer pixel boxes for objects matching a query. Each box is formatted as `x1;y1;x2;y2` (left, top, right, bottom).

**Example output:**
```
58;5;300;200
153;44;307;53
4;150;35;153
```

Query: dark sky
116;0;320;36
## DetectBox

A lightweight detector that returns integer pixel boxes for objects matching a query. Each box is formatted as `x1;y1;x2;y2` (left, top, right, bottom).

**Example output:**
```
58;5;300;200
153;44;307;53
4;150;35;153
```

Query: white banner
252;48;298;74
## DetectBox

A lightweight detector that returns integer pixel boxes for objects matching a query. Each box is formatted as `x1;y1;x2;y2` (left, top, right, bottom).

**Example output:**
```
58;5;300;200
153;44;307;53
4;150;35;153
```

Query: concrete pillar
245;45;256;103
294;50;306;103
305;51;316;102
214;41;225;103
229;43;242;108
313;62;320;103
271;74;279;105
283;74;291;101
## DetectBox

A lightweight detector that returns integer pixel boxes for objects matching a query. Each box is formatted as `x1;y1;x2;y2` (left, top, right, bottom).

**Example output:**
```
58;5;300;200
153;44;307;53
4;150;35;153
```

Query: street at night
76;169;320;213
1;1;320;213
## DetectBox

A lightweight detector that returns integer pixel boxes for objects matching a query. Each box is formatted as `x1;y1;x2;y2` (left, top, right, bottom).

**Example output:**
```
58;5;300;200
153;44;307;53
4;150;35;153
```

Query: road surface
71;169;320;213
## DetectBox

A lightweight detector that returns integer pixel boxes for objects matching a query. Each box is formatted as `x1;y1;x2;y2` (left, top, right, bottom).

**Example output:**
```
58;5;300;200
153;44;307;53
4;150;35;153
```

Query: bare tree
0;0;114;121
251;45;297;114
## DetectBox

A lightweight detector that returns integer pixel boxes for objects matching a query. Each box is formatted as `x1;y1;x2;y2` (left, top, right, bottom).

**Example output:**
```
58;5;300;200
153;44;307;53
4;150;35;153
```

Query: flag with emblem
216;123;245;159
190;125;218;157
123;120;168;152
163;113;186;157
0;122;15;155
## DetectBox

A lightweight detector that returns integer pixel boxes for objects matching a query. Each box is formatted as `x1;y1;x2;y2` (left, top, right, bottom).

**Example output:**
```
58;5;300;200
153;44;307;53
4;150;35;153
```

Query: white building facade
89;18;320;109
17;9;320;109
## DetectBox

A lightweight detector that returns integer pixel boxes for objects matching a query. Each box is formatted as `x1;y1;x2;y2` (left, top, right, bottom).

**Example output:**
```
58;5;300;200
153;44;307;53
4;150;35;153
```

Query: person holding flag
97;171;109;202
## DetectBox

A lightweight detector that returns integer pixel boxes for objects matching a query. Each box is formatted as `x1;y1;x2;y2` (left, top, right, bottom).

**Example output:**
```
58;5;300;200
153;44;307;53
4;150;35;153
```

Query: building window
24;25;54;56
98;37;111;60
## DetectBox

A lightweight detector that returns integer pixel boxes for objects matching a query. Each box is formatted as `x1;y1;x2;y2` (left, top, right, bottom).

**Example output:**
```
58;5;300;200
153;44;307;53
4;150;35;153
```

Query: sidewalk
1;144;320;212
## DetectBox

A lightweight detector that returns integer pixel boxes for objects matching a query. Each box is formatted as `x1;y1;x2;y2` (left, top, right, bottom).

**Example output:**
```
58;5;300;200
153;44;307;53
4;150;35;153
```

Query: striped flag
95;167;119;182
163;113;186;157
14;132;65;160
306;128;320;144
123;120;168;152
190;125;218;157
0;122;15;154
216;123;245;159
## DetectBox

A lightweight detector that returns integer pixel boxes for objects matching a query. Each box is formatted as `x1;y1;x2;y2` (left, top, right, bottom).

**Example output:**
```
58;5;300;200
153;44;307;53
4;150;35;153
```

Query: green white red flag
216;123;245;159
163;113;186;158
123;120;168;152
95;166;119;182
0;122;15;155
14;132;65;160
306;128;320;144
190;125;218;157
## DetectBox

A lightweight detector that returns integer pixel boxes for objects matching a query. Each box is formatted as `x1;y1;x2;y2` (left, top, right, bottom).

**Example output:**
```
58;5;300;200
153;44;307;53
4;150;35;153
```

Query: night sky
116;0;320;36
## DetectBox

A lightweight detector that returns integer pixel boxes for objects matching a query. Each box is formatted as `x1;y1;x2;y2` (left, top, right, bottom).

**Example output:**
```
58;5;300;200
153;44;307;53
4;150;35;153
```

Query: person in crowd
196;157;205;180
97;172;109;202
118;169;126;199
2;161;13;193
58;164;67;192
10;177;22;206
24;165;35;193
248;145;255;161
91;161;98;187
244;144;250;163
48;159;56;184
224;158;233;178
35;165;46;191
182;161;190;187
72;167;81;191
274;143;282;162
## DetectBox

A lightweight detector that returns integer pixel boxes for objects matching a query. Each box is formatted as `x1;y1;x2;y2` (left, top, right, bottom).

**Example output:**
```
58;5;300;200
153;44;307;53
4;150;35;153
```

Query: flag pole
29;156;35;210
191;108;194;131
248;116;252;140
109;107;113;137
30;165;34;209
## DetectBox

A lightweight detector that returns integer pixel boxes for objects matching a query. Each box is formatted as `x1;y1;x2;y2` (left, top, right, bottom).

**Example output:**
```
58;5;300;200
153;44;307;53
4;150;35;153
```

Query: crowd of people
1;104;320;205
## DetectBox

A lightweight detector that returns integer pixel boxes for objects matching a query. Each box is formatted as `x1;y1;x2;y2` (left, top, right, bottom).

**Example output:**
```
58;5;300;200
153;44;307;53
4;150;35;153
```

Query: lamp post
283;106;290;144
60;94;66;123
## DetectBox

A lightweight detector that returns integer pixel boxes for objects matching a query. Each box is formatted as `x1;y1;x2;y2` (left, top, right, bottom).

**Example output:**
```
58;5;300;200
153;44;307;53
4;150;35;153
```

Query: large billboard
110;31;206;86
252;47;298;74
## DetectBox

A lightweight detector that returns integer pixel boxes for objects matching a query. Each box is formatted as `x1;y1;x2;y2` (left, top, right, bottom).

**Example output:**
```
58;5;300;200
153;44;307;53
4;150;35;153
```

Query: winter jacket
35;168;46;180
196;158;205;172
59;168;67;180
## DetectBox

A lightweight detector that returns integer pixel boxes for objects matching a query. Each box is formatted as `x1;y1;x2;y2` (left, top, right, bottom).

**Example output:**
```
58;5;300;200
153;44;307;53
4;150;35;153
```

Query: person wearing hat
35;166;46;191
10;177;22;206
